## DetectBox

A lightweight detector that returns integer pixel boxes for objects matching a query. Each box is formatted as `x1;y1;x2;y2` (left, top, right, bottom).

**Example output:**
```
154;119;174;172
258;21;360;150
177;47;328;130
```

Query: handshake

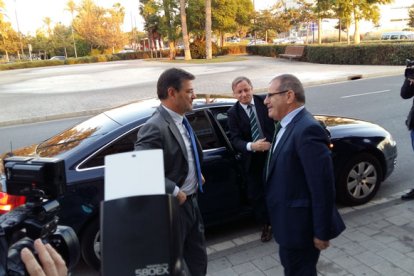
405;59;414;80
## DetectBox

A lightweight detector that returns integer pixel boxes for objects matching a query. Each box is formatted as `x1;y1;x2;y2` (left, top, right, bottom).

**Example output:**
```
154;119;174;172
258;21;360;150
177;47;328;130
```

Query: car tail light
0;192;26;214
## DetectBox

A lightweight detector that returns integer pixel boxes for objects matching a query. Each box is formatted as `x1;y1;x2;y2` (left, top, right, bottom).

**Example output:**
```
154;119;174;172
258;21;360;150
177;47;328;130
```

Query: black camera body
0;157;80;275
405;59;414;79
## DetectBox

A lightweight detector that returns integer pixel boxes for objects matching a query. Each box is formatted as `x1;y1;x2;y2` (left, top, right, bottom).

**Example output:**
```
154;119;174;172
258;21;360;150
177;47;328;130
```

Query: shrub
189;40;220;59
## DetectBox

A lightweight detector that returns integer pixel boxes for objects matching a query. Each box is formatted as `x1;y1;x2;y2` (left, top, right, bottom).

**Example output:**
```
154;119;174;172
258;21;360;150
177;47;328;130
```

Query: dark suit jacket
265;108;345;249
227;95;275;170
134;105;203;194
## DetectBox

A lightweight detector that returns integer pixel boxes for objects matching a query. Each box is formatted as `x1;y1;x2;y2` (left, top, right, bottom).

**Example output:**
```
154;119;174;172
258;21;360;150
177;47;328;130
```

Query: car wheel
337;153;382;206
81;219;101;271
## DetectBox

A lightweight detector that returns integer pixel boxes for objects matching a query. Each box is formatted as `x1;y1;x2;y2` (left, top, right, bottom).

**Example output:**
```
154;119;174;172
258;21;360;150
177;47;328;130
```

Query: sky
2;0;274;35
2;0;409;36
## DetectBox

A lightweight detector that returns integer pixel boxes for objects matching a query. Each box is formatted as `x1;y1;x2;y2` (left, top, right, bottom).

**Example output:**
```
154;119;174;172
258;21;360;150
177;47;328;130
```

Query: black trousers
179;195;207;276
247;153;270;225
279;245;320;276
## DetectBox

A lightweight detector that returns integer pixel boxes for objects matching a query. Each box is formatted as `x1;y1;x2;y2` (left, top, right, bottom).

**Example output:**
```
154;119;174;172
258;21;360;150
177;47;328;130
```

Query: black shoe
401;189;414;200
261;224;272;242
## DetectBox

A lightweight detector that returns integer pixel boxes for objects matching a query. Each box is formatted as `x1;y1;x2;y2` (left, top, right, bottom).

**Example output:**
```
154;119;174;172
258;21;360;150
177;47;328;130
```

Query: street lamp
13;0;24;58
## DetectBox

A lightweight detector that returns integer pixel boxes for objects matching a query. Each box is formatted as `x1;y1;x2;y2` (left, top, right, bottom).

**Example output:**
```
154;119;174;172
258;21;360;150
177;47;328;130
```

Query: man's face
264;80;290;121
233;80;253;105
173;79;195;115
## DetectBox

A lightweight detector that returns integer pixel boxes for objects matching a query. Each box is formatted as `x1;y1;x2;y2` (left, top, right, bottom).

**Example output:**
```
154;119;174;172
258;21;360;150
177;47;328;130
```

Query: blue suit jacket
265;108;345;249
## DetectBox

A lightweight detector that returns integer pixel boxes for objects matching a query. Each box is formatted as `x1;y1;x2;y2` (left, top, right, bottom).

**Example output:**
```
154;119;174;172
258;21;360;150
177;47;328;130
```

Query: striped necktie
182;117;203;193
247;105;260;142
265;121;282;180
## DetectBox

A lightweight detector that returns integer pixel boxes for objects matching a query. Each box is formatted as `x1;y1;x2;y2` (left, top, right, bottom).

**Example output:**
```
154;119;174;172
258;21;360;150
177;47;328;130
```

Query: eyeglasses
266;90;290;98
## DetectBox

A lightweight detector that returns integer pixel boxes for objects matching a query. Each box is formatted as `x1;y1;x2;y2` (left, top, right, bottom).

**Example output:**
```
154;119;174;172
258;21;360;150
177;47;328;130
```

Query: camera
405;59;414;79
0;157;80;275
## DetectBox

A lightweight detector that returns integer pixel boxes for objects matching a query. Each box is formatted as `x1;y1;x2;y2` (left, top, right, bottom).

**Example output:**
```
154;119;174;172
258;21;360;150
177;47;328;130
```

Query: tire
336;153;383;206
80;219;101;271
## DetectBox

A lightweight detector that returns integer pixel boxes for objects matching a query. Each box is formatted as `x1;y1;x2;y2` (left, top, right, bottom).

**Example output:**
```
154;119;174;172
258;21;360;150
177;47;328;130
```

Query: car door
187;107;248;225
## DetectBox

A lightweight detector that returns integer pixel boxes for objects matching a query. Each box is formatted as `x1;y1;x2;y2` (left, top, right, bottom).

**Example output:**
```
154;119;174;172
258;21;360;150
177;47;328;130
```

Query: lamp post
14;0;24;59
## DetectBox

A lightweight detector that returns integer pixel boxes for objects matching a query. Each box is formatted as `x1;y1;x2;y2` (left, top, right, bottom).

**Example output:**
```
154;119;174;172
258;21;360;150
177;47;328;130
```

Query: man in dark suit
227;76;275;242
135;68;207;276
263;74;345;275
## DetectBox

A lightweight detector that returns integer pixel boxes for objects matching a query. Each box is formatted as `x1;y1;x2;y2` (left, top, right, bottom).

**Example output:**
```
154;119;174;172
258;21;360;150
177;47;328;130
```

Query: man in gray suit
135;68;207;276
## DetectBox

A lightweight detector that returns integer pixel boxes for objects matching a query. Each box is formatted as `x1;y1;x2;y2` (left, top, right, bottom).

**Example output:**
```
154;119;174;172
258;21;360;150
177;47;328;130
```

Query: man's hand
251;138;271;152
313;237;330;251
21;239;68;276
176;190;187;205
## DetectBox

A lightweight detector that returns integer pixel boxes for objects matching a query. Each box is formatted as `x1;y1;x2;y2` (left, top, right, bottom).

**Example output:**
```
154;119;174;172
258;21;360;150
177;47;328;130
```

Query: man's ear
167;87;176;98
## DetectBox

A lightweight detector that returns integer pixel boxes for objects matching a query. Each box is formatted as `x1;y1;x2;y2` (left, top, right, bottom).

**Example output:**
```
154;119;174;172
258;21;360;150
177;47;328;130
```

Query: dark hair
231;76;253;91
157;68;195;100
271;74;305;103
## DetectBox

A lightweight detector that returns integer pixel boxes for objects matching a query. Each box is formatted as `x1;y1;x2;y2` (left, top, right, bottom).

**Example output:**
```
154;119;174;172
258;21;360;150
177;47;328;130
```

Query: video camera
0;157;80;276
405;59;414;79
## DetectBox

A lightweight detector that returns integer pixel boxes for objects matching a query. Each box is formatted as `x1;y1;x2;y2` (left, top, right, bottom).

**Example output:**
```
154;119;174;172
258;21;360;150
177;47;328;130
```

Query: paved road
0;56;404;126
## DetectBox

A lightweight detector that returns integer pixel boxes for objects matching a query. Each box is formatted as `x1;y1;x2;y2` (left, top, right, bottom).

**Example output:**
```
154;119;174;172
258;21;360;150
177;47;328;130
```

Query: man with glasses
264;74;345;275
227;76;275;242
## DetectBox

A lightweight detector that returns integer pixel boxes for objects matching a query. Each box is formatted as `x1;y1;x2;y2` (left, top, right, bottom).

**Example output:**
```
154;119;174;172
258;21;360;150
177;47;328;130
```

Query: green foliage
246;43;414;65
246;45;286;57
189;40;219;59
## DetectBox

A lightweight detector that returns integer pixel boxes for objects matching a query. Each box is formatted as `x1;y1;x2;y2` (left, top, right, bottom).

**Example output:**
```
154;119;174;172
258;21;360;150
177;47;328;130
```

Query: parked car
0;96;397;270
50;56;66;60
381;31;414;40
247;39;267;46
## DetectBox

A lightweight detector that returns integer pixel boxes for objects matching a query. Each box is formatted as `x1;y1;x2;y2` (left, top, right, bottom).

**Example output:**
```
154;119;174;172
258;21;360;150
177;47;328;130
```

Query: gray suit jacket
134;105;202;194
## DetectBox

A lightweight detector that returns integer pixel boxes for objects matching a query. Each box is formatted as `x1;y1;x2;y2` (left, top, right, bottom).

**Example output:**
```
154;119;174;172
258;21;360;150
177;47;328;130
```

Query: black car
0;96;397;270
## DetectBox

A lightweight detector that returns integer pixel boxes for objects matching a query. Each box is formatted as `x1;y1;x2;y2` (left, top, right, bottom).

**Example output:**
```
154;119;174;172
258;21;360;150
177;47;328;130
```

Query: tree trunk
338;19;341;43
346;22;351;45
180;0;191;60
205;0;212;59
354;18;360;44
318;17;322;44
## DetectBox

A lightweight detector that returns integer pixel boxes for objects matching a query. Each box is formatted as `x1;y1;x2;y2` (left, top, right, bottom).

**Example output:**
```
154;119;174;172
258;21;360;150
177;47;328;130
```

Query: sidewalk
206;193;414;275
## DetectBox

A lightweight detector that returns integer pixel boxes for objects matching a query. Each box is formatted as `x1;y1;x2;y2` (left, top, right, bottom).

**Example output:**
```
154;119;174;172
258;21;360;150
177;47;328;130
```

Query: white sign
104;150;165;201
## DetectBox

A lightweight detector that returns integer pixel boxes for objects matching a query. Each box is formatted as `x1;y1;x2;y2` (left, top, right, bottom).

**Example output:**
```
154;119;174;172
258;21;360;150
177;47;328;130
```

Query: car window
187;110;225;150
390;35;399;40
78;128;139;169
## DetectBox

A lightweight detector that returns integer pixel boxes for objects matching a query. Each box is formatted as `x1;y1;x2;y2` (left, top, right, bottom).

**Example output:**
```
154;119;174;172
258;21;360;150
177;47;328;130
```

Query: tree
205;0;212;59
73;0;126;53
336;0;393;44
66;0;78;57
408;4;414;28
179;0;191;60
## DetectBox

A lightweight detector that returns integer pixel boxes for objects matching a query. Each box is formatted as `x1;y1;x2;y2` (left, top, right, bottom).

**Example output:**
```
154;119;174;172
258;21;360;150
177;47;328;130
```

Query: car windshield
36;113;121;157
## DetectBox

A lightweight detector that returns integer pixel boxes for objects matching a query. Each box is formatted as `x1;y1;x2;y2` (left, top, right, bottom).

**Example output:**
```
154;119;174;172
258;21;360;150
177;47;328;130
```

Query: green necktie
265;122;281;180
248;105;260;142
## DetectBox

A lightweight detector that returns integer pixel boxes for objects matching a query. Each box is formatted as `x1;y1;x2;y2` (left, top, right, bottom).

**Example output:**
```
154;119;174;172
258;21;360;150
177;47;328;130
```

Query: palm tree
205;0;212;59
66;0;78;58
179;0;191;60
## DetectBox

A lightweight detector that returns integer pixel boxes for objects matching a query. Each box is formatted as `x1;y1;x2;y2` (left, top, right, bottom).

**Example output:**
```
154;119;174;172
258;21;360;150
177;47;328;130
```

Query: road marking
341;89;391;99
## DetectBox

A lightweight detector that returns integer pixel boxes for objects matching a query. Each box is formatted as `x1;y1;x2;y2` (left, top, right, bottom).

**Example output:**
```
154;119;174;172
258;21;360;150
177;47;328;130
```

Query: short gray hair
271;74;305;103
231;76;253;91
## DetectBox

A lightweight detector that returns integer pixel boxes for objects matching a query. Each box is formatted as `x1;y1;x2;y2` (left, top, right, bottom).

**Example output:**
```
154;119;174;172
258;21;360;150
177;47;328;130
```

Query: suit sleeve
135;123;176;194
401;79;414;99
227;108;249;154
297;124;335;241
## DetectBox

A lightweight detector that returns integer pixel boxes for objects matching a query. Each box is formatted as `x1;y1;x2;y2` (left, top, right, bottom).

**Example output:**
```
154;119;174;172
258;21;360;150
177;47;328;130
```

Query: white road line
341;89;391;99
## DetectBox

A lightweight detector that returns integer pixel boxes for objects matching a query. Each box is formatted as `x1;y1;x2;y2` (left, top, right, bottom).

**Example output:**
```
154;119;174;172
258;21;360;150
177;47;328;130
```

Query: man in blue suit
263;74;345;275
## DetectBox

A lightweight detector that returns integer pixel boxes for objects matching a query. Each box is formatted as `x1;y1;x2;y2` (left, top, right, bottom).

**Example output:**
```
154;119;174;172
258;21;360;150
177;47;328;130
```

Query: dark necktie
182;117;203;193
265;121;282;180
247;105;260;142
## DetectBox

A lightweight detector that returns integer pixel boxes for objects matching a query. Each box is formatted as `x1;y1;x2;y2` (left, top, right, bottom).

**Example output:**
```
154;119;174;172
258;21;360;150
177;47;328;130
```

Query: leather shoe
401;189;414;200
261;224;272;242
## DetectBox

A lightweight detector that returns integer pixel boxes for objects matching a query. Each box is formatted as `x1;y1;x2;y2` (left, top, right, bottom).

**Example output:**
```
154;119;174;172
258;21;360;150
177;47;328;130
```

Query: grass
149;55;248;64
